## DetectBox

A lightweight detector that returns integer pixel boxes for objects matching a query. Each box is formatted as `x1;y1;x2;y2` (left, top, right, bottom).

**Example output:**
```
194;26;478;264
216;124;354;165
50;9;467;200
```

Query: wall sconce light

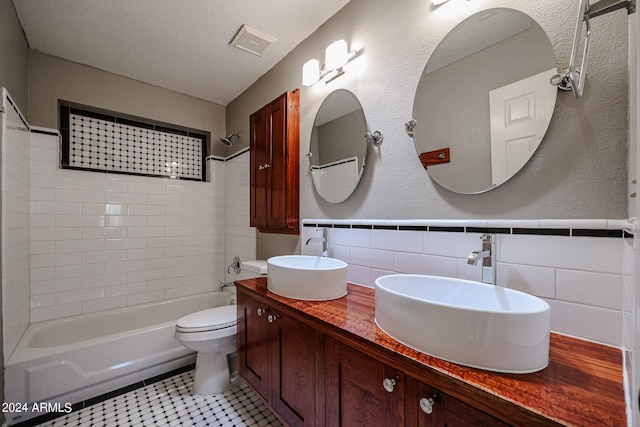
302;39;360;86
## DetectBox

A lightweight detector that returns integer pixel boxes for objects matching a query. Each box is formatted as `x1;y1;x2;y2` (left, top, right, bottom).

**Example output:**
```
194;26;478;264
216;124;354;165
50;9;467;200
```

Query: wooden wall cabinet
237;289;316;426
250;89;300;234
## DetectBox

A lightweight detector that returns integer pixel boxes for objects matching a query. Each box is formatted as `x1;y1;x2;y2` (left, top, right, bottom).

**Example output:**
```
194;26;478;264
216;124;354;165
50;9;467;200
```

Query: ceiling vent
230;25;277;56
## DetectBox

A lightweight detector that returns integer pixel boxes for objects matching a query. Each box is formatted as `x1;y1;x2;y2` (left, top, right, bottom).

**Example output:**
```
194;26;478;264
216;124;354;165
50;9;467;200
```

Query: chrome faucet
227;256;241;274
219;281;235;292
305;228;328;257
467;234;496;284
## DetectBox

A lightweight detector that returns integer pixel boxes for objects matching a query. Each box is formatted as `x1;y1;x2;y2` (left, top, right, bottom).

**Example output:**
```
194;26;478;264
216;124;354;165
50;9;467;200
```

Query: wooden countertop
235;279;626;427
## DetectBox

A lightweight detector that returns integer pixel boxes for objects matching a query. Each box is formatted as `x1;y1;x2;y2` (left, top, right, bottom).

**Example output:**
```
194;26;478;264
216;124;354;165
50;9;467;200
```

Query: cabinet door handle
419;397;436;414
256;308;266;316
383;378;397;393
267;314;280;323
258;163;271;170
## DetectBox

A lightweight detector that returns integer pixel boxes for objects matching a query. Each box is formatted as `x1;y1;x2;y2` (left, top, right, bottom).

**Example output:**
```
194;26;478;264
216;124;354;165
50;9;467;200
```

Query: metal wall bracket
551;0;634;98
405;119;417;137
365;130;384;145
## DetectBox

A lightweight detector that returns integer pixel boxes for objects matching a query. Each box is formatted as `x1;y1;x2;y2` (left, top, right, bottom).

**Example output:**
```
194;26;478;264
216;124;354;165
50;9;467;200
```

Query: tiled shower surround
2;121;256;361
222;148;256;269
302;219;634;348
2;92;31;364
28;130;226;326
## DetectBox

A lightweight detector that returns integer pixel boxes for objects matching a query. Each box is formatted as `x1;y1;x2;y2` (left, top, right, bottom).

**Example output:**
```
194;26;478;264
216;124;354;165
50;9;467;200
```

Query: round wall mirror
412;8;558;194
310;89;368;203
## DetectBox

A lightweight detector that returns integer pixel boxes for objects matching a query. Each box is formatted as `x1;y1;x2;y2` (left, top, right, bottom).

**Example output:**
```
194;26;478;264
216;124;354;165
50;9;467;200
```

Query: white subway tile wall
27;132;226;324
622;236;636;409
2;94;31;363
223;150;257;277
303;221;629;347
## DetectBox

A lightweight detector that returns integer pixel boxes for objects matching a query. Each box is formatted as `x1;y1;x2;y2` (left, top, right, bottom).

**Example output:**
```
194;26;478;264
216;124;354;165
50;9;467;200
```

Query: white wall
0;0;28;114
27;131;226;323
227;0;629;223
28;52;227;157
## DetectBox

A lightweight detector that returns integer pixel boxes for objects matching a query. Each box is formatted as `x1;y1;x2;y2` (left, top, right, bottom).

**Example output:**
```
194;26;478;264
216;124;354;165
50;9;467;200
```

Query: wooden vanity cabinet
406;378;511;427
325;337;405;426
238;285;513;427
325;338;508;427
249;89;300;234
237;288;316;427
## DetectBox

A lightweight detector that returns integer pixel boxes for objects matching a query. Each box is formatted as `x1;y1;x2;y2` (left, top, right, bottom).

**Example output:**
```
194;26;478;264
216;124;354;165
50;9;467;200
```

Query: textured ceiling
13;0;351;106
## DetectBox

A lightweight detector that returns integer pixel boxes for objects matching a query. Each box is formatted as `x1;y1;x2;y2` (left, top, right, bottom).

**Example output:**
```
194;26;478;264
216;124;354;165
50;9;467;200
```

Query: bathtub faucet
467;234;496;285
305;228;328;257
219;281;235;292
227;256;241;274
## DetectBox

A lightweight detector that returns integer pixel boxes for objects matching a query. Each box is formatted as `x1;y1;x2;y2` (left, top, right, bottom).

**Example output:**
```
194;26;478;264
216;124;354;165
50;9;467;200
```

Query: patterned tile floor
36;371;283;427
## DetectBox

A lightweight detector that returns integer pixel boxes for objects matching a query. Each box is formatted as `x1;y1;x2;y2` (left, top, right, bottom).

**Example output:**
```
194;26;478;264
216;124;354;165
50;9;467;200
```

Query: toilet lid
176;305;237;332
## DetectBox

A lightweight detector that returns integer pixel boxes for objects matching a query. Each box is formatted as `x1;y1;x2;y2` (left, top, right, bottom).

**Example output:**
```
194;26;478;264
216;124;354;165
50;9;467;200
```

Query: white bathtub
5;291;235;425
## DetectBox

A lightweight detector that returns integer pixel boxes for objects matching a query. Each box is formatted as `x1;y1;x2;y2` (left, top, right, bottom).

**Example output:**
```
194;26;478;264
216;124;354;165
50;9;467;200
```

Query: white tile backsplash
371;229;422;253
305;220;631;347
496;263;556;298
423;232;481;258
500;234;622;274
331;227;371;248
346;264;371;287
349;247;394;271
556;270;623;310
394;252;458;277
548;300;622;346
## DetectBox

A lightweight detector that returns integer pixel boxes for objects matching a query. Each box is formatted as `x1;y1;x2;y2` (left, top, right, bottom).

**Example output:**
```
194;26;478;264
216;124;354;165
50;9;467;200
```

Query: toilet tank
234;260;267;281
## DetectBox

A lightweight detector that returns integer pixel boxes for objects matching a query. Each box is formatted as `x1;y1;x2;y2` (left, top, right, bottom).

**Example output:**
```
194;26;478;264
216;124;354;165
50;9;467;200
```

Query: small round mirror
310;89;368;203
412;8;557;194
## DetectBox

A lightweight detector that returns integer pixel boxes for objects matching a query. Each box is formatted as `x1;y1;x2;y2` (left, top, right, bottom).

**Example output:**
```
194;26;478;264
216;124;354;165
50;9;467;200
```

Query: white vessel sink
267;255;348;301
375;274;550;374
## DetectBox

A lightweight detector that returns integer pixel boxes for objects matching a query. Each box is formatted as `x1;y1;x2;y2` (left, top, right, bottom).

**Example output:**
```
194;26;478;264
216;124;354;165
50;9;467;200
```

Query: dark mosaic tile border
59;101;209;182
304;222;630;238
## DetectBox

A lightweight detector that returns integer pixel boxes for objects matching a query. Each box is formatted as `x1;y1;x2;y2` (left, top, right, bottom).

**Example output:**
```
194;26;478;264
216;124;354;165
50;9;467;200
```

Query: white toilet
174;259;267;395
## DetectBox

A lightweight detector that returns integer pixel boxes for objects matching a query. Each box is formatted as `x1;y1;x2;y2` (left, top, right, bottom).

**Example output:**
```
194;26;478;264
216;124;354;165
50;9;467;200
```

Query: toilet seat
176;305;237;333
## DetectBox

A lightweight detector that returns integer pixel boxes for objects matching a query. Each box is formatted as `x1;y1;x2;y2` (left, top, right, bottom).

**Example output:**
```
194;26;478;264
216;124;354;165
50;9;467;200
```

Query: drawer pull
268;314;280;323
420;397;436;414
383;378;396;393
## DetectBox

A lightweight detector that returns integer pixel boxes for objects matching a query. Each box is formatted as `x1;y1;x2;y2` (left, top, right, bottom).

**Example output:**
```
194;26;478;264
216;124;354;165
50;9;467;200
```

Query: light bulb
302;59;320;86
325;40;348;71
